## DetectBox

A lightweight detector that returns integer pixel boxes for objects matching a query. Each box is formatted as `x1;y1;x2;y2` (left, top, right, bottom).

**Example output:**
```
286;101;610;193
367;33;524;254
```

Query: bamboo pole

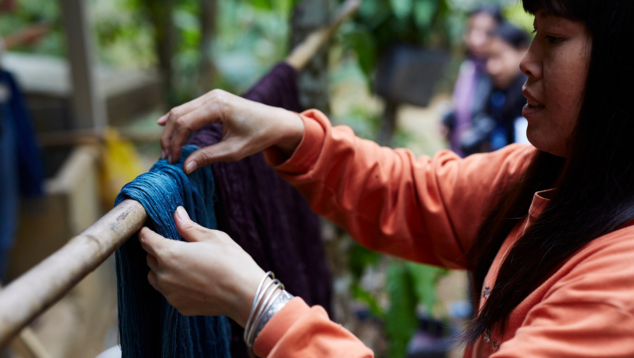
0;284;52;358
0;200;147;348
285;0;360;70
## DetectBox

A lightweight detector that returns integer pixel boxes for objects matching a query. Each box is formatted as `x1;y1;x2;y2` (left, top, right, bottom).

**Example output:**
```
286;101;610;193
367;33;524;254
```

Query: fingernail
157;114;167;123
176;206;190;221
161;149;166;159
185;161;197;174
168;154;172;163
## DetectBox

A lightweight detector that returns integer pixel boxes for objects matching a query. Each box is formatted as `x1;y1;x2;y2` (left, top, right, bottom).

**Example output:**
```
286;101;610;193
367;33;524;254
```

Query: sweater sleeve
490;231;634;357
253;297;374;358
265;109;534;269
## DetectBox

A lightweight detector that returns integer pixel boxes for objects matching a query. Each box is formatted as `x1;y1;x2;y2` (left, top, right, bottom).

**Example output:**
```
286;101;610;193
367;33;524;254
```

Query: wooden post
58;0;107;130
197;0;217;95
286;0;360;71
0;200;147;348
290;0;335;113
378;99;398;147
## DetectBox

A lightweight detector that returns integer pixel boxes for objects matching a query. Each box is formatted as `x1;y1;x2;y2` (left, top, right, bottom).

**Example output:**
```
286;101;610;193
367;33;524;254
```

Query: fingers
160;98;207;160
147;269;159;291
183;138;243;174
166;100;228;165
161;90;231;164
160;92;212;127
146;253;159;272
157;113;168;126
139;227;171;257
174;206;213;243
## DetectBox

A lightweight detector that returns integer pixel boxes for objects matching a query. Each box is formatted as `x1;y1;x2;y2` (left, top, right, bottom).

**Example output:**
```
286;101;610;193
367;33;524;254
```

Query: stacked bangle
244;271;293;349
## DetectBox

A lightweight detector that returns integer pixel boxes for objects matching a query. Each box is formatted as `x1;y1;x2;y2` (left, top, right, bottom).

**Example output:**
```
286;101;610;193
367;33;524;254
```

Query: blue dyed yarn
115;145;231;358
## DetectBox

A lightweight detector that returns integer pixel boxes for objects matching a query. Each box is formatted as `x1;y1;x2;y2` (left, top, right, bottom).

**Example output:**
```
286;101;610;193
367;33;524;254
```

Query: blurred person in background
460;23;530;155
442;5;502;157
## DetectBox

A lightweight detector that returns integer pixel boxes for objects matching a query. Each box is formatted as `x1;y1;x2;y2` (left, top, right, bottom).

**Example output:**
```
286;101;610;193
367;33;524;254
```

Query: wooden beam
58;0;107;129
0;200;147;348
286;0;360;70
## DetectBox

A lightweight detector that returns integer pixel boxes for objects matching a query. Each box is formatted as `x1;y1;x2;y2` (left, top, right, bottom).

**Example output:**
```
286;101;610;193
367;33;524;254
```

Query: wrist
243;272;292;349
274;110;304;158
233;274;269;328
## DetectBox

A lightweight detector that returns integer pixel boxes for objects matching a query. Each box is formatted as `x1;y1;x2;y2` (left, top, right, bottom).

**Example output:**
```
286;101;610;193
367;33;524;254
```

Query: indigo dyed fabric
0;70;44;197
0;83;18;280
0;69;44;279
187;62;332;358
115;145;231;358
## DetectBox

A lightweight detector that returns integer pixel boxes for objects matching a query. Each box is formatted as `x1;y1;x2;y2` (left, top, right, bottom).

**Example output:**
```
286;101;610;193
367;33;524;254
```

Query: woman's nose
519;41;542;80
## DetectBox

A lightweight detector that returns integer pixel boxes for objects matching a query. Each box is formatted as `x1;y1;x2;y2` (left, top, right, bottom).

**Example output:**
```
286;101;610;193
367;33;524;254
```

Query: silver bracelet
244;271;275;342
247;280;282;346
244;272;293;349
251;290;294;345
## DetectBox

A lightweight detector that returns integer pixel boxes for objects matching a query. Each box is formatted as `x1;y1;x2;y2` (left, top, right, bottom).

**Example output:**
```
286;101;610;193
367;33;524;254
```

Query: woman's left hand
139;206;267;327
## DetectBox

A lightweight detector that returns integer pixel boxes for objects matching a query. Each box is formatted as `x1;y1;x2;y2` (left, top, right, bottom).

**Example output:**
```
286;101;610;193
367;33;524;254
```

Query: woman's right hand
158;89;305;174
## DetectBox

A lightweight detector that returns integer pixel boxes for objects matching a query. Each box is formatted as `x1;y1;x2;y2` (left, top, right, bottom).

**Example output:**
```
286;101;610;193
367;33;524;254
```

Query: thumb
174;206;210;243
183;139;244;174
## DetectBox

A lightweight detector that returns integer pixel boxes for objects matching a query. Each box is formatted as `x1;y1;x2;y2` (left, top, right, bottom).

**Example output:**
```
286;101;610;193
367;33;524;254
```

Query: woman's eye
545;35;561;44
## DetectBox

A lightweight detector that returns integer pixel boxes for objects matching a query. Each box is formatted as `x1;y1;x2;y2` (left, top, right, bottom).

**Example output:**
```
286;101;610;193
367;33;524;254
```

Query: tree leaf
413;0;437;31
350;282;386;318
341;25;377;79
389;0;413;20
251;0;274;10
386;261;419;358
348;242;382;280
406;262;448;314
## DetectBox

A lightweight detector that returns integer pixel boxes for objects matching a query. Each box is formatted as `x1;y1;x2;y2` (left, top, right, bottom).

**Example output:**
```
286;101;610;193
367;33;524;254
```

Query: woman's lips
522;88;545;119
523;102;544;118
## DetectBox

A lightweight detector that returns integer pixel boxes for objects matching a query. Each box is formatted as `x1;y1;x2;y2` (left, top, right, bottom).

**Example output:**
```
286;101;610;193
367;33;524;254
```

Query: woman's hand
139;206;267;327
158;89;305;174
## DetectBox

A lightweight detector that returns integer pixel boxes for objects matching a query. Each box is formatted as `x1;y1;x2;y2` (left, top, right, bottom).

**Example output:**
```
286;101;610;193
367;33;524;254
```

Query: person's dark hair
490;23;529;50
469;4;504;24
464;0;634;344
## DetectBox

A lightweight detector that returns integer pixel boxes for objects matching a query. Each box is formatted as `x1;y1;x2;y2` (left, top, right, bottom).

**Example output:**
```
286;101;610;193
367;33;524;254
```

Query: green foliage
338;0;452;89
351;282;386;318
0;0;64;56
349;243;382;280
406;261;448;313
386;261;420;358
348;241;449;358
386;261;448;358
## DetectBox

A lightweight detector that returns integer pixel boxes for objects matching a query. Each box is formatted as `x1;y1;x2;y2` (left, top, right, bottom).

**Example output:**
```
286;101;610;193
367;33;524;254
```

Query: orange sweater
253;110;634;358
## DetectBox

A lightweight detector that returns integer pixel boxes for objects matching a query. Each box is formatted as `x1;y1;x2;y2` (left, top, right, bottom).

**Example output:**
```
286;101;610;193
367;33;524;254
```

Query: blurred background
0;0;532;357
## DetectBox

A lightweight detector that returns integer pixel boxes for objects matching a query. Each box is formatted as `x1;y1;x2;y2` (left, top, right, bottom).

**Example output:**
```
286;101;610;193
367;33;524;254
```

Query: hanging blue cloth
115;145;231;358
0;69;44;197
0;69;44;280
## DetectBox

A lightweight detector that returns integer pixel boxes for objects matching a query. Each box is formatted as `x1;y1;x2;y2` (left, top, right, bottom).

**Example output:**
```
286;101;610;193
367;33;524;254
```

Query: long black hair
464;0;634;344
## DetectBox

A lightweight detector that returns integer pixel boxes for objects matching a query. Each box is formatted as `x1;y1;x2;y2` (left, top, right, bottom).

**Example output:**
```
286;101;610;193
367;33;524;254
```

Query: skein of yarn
115;145;231;358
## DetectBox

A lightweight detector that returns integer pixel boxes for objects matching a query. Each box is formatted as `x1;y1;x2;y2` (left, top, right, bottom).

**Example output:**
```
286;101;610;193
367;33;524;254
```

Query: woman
143;0;634;356
442;5;502;157
461;23;530;155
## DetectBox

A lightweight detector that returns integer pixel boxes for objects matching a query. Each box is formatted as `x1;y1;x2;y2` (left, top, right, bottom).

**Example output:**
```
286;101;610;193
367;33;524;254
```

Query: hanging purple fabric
186;62;332;358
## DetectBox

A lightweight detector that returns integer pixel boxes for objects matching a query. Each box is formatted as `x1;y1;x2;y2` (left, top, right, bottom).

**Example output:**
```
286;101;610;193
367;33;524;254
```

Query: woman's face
520;13;591;157
465;13;498;58
486;37;526;89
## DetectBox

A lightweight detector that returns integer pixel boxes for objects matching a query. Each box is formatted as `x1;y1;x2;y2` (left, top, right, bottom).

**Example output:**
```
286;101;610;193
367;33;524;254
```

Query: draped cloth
186;63;332;357
0;69;43;279
115;62;331;357
115;146;231;358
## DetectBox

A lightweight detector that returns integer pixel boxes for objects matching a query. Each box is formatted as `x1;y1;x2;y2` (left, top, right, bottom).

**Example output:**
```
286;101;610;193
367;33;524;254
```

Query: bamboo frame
285;0;360;70
0;200;147;347
0;0;360;348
